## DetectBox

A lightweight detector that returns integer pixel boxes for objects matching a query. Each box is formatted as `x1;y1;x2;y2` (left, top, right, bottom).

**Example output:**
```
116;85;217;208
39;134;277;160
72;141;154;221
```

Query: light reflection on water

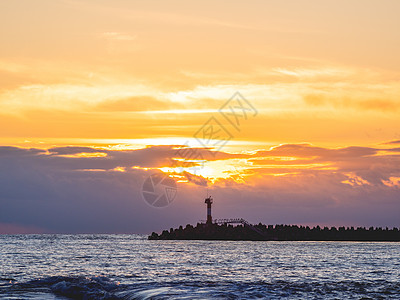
0;235;399;299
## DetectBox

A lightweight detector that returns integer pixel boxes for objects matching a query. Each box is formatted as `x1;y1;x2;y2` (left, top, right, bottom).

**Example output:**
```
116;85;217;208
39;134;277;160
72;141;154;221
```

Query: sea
0;234;399;299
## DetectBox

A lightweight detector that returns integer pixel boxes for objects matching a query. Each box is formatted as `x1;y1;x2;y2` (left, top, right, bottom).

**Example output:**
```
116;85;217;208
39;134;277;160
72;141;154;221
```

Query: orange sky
1;0;400;148
0;0;400;232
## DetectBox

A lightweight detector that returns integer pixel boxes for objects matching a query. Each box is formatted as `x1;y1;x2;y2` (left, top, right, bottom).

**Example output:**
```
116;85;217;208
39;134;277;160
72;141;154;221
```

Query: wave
1;276;400;299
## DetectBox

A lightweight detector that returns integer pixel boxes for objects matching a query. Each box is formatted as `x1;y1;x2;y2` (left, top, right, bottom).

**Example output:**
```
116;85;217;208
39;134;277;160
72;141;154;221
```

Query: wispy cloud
383;140;400;145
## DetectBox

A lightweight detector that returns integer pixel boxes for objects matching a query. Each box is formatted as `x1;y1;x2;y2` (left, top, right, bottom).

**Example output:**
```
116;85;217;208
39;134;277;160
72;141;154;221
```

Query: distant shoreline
149;223;400;242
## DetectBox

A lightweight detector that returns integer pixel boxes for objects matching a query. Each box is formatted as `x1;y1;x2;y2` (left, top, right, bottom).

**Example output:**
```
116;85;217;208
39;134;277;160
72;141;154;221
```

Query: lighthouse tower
204;195;213;224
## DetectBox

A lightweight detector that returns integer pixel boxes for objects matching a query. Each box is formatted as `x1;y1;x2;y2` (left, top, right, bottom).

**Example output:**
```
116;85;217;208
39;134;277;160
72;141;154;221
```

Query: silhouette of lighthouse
205;195;213;224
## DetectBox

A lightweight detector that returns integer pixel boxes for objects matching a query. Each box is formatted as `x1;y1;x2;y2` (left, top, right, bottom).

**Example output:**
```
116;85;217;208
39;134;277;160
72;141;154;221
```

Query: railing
214;218;245;224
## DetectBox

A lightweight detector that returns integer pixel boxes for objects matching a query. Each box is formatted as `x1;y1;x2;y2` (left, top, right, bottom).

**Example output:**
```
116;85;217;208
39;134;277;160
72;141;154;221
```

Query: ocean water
0;235;399;299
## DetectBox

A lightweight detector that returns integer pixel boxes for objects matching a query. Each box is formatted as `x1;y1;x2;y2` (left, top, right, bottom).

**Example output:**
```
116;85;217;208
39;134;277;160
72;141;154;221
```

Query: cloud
0;143;399;233
250;144;400;186
303;93;400;112
48;146;106;155
383;140;400;145
0;146;45;156
254;144;378;160
93;96;176;112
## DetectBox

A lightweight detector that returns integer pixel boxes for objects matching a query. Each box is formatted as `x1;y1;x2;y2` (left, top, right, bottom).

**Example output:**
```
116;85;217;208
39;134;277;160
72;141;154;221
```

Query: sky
0;0;399;233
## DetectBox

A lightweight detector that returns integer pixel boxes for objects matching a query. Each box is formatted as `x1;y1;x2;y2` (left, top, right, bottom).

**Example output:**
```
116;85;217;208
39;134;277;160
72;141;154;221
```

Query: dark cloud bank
0;144;399;234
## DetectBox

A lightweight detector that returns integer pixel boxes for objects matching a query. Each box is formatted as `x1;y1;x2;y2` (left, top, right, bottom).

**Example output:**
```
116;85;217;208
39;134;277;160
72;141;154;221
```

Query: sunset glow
1;0;399;233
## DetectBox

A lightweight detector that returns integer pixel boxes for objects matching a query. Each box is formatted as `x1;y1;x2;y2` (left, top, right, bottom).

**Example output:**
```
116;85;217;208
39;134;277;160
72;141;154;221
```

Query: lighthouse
205;195;213;224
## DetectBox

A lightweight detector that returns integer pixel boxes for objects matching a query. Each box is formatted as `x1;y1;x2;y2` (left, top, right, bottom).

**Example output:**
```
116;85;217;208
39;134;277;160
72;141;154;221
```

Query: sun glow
159;158;253;182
